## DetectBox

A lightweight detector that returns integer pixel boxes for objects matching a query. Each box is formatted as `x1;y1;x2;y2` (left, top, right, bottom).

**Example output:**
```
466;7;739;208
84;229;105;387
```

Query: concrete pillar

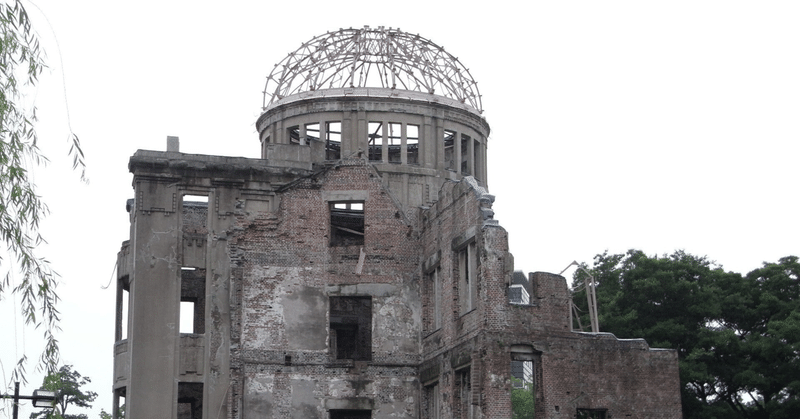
127;180;180;419
167;136;179;152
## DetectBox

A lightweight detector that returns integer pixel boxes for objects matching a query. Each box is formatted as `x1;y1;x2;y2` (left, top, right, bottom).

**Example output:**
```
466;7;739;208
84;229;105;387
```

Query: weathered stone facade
112;28;682;419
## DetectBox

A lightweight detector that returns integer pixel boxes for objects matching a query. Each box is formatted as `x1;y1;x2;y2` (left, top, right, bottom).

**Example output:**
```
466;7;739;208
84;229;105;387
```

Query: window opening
368;122;383;161
112;388;126;419
407;124;419;164
424;267;442;332
457;367;473;419
306;122;320;142
473;139;481;180
180;301;195;334
117;284;130;341
423;382;440;419
461;134;471;175
326;121;342;160
287;125;301;144
181;195;207;335
388;122;402;163
444;130;456;170
330;410;371;419
329;296;372;361
180;267;206;334
177;382;203;419
458;242;478;315
509;284;530;305
510;347;536;419
577;409;607;419
330;201;364;246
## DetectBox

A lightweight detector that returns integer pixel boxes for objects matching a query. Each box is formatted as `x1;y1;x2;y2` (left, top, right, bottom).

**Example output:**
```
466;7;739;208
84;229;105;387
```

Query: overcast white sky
2;0;798;416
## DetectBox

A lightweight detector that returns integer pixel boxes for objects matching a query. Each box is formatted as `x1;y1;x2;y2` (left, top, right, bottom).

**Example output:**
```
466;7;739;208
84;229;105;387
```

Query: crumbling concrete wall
118;150;681;419
230;159;422;419
418;177;682;419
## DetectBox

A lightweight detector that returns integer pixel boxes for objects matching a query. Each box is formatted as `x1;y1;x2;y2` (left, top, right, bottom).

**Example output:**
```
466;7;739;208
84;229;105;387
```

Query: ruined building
113;27;682;419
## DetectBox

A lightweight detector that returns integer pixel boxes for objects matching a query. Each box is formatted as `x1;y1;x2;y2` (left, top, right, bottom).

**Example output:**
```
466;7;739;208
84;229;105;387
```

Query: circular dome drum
256;27;491;208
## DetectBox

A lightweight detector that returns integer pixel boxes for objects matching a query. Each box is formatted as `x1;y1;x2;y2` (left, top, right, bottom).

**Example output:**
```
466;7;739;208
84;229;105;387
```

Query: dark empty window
177;382;203;419
330;202;364;246
330;296;372;361
577;409;607;419
423;382;440;419
330;410;371;419
457;367;473;419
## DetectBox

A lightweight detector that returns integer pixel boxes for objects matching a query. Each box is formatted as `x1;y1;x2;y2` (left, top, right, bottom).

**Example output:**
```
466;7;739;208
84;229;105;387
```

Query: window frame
329;201;365;247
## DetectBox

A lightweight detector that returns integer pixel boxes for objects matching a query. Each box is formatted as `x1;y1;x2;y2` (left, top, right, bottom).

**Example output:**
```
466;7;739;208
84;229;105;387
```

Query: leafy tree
29;365;97;419
98;405;124;419
0;0;85;382
573;250;800;419
510;378;534;419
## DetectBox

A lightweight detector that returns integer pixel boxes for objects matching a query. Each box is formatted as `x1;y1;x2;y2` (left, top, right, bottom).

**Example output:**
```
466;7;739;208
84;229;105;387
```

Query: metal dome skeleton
262;26;483;113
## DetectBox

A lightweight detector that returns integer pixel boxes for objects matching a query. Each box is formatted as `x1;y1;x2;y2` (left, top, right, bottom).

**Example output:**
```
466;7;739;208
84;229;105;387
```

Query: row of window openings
120;294;372;364
284;122;479;175
111;383;203;419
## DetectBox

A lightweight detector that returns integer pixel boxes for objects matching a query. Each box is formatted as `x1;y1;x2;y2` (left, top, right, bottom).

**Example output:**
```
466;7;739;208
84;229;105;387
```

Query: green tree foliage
0;0;85;383
573;250;800;419
29;365;97;419
98;405;124;419
511;378;535;419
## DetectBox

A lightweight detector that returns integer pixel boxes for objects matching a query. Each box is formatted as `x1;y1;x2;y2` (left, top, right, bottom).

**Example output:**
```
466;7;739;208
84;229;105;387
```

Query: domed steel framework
262;26;483;113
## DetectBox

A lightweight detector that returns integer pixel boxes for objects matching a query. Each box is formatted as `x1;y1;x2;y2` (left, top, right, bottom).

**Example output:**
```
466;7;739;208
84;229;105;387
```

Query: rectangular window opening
306;122;320;142
407;124;419;165
510;358;535;419
330;201;364;246
424;382;440;419
473;139;480;180
329;296;372;361
458;242;478;315
177;382;203;419
388;122;402;163
368;122;383;161
181;267;206;334
424;267;442;332
457;367;473;419
287;125;301;144
326;121;342;160
330;410;371;419
444;130;456;171
461;134;471;175
112;388;126;419
577;409;607;419
117;284;129;341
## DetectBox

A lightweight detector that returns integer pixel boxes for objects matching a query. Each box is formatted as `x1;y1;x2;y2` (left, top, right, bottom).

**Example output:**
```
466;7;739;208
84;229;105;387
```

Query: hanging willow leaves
0;0;87;383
